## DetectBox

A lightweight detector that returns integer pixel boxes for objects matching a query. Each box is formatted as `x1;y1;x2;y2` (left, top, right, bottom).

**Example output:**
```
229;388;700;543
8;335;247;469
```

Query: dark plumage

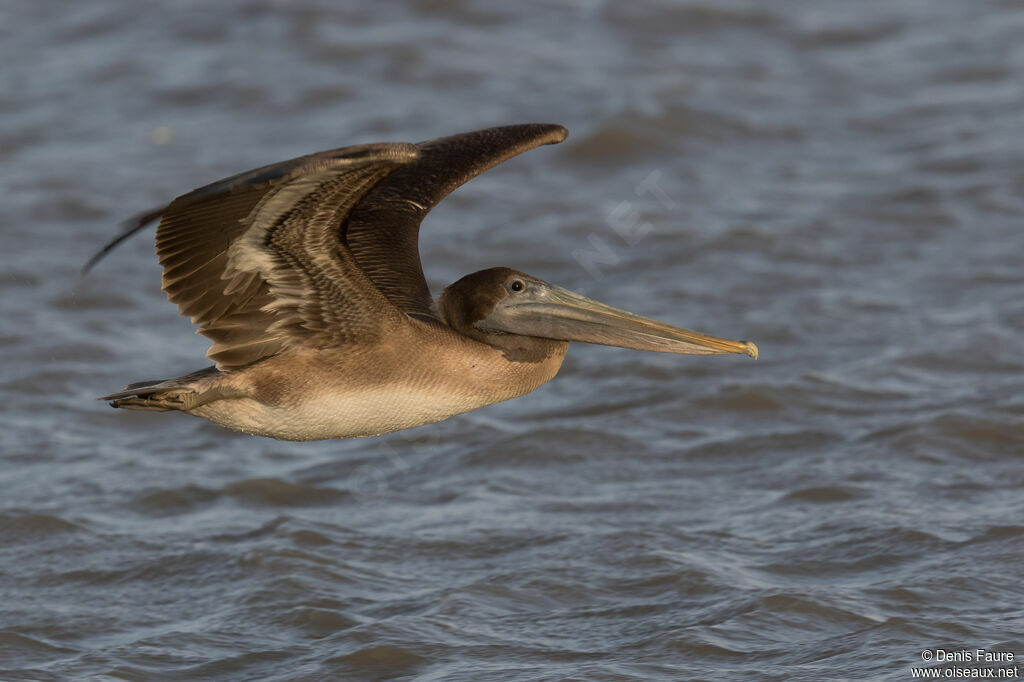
91;124;755;441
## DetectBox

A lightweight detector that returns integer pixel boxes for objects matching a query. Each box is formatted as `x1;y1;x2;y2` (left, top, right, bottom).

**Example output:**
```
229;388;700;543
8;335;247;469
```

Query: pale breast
189;383;485;440
187;326;567;441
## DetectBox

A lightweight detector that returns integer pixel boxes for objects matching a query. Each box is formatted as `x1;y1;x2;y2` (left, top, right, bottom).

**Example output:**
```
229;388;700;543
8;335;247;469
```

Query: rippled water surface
3;1;1024;680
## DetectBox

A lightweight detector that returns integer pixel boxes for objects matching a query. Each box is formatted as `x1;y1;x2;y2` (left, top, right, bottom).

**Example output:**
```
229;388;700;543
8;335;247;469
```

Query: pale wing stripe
151;143;419;370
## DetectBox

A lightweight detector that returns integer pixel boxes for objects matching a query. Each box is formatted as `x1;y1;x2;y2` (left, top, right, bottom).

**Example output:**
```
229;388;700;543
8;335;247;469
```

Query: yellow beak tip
743;341;759;359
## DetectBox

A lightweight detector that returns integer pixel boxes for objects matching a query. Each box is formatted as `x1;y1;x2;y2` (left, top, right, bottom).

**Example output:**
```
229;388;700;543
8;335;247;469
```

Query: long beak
477;284;758;358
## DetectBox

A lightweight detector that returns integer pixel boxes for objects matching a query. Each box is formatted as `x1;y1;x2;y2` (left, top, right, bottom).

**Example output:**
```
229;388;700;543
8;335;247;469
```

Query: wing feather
344;124;568;319
89;125;569;370
152;142;419;369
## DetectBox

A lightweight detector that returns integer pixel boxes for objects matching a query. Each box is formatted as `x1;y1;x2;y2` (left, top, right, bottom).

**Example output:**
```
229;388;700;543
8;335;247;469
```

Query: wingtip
416;123;570;153
516;123;569;145
547;124;569;143
81;204;168;275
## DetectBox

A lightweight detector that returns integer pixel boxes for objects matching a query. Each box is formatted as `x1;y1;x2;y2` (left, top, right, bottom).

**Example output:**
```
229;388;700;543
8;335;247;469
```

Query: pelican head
439;267;758;359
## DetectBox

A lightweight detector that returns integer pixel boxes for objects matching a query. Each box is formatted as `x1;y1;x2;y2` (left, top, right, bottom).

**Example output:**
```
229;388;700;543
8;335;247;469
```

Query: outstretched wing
88;124;569;369
151;142;419;369
344;123;569;320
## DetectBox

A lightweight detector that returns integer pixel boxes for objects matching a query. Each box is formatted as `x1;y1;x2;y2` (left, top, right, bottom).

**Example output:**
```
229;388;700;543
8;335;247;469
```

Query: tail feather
101;366;220;412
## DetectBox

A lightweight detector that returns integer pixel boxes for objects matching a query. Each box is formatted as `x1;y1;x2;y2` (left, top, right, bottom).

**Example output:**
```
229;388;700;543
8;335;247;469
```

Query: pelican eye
510;280;525;292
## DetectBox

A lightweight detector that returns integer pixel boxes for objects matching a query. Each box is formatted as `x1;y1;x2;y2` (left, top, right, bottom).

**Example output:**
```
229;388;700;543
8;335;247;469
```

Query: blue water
2;1;1023;679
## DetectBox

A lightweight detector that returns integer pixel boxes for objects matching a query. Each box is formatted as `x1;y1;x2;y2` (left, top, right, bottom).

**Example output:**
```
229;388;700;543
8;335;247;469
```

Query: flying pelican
90;124;757;441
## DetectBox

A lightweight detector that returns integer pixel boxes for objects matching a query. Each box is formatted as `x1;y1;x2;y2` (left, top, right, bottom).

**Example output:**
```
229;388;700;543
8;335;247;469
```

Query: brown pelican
89;124;757;441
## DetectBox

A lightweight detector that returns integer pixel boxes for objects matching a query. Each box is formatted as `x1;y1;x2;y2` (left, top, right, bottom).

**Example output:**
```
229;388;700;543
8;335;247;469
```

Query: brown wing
343;123;569;320
87;124;568;367
152;142;419;369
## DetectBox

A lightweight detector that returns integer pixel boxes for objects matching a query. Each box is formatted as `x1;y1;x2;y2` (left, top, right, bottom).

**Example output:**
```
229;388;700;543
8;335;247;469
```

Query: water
2;1;1023;679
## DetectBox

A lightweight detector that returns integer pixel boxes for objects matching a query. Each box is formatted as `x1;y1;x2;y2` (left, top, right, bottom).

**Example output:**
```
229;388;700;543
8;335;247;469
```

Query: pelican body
93;124;756;441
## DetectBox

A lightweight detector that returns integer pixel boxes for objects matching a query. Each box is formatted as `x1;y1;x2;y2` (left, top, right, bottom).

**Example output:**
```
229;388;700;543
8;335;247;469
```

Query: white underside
189;385;494;441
